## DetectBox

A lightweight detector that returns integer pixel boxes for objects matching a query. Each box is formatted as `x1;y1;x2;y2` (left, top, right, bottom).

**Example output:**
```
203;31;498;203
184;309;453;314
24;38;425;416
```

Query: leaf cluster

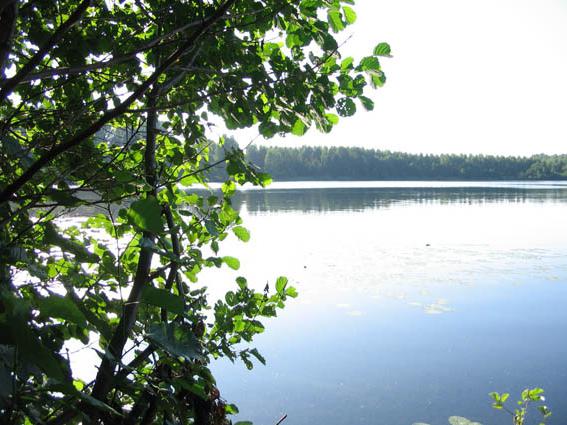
490;388;552;425
0;0;388;423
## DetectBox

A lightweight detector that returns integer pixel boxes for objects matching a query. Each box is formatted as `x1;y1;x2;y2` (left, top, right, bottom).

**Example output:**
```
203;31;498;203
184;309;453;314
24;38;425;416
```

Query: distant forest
207;143;567;181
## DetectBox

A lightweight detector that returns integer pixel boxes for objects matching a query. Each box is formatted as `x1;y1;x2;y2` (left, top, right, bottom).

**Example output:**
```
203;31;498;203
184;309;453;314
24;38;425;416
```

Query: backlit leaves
141;285;185;314
490;388;551;425
37;295;87;327
359;95;375;111
147;323;202;361
292;119;307;136
276;276;288;293
327;9;345;32
360;56;382;72
336;97;357;117
0;0;389;422
232;226;251;242
343;6;357;24
223;256;241;270
374;42;392;56
126;197;163;233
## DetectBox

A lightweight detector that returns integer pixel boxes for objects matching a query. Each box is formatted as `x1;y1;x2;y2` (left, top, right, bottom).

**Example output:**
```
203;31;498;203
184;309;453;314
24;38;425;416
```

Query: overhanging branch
15;18;205;84
0;0;238;205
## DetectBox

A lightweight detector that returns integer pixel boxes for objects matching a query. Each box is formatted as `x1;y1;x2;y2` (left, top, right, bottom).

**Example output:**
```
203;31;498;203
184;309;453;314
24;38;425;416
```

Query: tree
0;1;389;423
232;147;566;181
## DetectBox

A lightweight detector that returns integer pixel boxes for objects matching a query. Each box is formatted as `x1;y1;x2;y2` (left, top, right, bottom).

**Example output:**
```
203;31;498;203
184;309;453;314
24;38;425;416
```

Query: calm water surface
202;182;567;425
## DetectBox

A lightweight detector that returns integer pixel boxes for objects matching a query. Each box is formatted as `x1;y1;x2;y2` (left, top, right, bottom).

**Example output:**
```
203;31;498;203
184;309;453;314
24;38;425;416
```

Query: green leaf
236;276;247;289
126;197;163;233
374;42;392;56
320;32;338;51
232;226;251;242
46;190;83;207
141;286;184;314
527;388;544;400
538;405;552;418
233;318;246;332
1;304;66;381
205;219;220;237
79;393;123;417
286;33;301;48
177;380;208;399
371;73;386;88
249;348;266;365
276;276;288;293
180;174;199;186
147;323;201;361
325;113;339;125
225;291;237;306
37;295;87;327
221;180;236;196
342;6;357;24
234;422;254;425
43;223;98;263
73;380;84;391
258;172;272;187
225;404;239;414
360;56;381;71
489;392;500;401
223;256;240;270
327;9;344;32
359;95;375;111
291;118;307;136
336;97;357;117
286;286;298;298
341;57;354;71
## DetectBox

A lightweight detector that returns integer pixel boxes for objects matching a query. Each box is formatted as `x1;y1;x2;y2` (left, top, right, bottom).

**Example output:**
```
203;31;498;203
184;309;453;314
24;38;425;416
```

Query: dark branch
0;0;16;75
0;0;91;103
89;0;239;405
89;87;159;405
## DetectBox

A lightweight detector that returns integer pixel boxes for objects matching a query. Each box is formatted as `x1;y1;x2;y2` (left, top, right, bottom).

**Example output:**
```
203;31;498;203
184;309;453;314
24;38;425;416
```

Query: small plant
490;388;552;425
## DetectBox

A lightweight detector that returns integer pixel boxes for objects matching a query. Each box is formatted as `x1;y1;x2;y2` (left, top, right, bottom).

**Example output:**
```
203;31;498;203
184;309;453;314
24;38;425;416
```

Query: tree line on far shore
208;142;567;181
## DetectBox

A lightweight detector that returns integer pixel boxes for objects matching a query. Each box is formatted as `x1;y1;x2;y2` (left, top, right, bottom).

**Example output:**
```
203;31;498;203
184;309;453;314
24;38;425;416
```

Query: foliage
209;145;567;181
413;388;552;425
490;388;552;425
0;0;388;424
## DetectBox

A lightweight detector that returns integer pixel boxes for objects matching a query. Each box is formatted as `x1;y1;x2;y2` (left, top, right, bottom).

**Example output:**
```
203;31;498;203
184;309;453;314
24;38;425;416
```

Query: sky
238;0;567;156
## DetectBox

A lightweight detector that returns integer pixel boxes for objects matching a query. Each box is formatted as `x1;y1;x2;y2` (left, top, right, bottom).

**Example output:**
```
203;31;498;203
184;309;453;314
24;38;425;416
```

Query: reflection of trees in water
54;191;128;219
60;187;567;218
233;188;567;214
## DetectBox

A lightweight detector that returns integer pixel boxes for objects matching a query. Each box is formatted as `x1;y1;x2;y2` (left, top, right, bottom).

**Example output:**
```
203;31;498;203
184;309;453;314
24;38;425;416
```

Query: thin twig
275;413;288;425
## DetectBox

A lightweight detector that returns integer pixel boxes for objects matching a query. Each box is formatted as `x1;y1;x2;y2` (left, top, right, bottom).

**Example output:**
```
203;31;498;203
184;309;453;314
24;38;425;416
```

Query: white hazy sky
243;0;567;156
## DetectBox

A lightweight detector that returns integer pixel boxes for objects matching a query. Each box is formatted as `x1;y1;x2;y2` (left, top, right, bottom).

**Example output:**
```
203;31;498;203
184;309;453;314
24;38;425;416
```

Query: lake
201;181;567;425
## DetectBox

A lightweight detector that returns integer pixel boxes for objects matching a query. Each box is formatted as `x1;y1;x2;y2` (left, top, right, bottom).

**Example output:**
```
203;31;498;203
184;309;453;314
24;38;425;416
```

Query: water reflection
233;187;567;214
207;183;567;425
62;182;567;218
